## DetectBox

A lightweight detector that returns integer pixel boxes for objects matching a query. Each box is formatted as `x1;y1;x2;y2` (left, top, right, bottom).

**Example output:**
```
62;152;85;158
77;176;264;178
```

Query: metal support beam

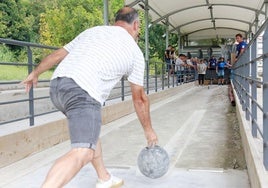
244;50;250;121
207;2;216;29
248;27;252;41
103;0;109;25
177;29;181;54
185;35;189;47
255;12;259;34
152;3;264;25
27;47;34;126
144;0;150;94
251;39;257;137
263;19;268;170
265;0;268;18
165;17;169;49
169;17;251;33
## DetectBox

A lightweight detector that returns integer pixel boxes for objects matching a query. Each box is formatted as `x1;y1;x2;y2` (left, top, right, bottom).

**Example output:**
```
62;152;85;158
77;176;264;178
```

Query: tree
137;11;178;62
109;0;124;24
1;0;175;63
0;0;30;41
39;0;107;46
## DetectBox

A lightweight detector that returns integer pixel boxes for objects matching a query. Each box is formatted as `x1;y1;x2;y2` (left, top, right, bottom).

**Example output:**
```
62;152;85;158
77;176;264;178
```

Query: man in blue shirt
216;57;232;85
235;33;247;60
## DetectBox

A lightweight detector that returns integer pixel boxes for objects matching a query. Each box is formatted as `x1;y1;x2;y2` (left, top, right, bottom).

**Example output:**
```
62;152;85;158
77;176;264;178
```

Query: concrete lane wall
232;83;268;188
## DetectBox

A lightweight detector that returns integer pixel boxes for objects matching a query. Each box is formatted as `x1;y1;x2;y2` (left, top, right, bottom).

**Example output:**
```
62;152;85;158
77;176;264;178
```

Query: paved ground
0;84;250;188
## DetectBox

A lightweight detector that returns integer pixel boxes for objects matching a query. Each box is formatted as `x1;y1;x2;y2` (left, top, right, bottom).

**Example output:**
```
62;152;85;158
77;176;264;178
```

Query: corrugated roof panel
125;0;265;39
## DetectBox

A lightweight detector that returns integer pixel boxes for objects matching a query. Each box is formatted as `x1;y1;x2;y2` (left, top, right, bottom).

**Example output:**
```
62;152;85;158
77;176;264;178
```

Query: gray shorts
50;77;101;150
217;69;225;78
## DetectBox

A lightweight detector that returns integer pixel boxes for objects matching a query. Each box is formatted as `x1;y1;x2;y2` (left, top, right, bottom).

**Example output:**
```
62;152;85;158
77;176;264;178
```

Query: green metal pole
144;0;149;94
103;0;109;25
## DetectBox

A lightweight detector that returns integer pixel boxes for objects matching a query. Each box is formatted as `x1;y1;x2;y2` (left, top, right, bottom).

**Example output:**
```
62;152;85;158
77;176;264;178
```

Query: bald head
115;7;139;24
114;7;140;41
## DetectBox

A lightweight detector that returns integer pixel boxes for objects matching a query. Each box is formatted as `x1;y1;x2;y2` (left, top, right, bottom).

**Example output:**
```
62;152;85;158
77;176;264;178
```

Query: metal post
185;35;189;47
245;50;250;121
238;58;243;105
251;39;258;137
265;0;268;19
248;28;252;41
121;77;125;101
177;29;181;54
155;62;157;92
172;70;175;88
176;30;181;86
179;66;183;85
255;13;259;35
241;55;246;111
103;0;109;25
263;22;268;170
165;17;170;88
165;17;169;49
27;46;34;126
144;0;149;94
162;63;165;90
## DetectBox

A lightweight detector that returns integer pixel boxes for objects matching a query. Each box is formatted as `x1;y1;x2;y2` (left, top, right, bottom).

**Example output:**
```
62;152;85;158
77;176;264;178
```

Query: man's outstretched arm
130;83;158;147
21;48;68;92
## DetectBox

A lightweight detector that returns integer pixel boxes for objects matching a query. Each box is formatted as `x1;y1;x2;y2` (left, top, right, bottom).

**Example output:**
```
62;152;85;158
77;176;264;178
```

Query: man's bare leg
92;140;123;187
92;140;110;181
42;148;94;188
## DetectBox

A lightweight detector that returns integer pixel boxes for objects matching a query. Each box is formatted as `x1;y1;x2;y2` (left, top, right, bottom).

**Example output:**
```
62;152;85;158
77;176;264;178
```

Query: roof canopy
125;0;266;40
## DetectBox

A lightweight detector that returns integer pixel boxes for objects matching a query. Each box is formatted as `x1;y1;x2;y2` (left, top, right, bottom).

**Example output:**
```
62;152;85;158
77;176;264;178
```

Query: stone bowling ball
137;145;169;179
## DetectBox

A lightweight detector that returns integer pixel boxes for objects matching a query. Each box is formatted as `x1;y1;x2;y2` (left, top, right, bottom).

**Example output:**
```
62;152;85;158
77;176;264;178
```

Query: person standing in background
175;54;187;83
216;57;232;85
196;59;207;86
164;45;172;77
235;33;247;61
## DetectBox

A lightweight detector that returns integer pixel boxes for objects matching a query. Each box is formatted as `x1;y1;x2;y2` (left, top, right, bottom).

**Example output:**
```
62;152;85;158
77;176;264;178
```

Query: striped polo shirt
51;26;145;104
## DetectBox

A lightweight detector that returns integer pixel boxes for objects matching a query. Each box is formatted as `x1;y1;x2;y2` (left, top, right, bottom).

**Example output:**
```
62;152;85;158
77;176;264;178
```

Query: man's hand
144;128;158;147
21;71;39;93
20;48;68;93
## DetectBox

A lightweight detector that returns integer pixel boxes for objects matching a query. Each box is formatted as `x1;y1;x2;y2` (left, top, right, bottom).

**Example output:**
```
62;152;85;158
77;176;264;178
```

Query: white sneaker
96;174;123;188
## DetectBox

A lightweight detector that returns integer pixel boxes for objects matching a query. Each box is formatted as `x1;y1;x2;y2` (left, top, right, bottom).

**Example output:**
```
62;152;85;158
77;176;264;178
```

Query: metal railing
0;38;195;126
232;19;268;170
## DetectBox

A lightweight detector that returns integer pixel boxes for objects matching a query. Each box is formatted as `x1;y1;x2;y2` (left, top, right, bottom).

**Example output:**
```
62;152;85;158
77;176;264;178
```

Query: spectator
21;7;158;188
175;54;187;83
207;47;213;58
197;59;207;86
204;58;208;66
164;45;172;77
207;56;217;83
186;51;192;59
216;57;231;85
197;48;203;59
208;56;217;70
235;33;247;61
185;57;197;81
189;57;198;82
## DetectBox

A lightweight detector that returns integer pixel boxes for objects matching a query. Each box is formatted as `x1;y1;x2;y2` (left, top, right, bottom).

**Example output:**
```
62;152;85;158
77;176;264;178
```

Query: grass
0;65;53;81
